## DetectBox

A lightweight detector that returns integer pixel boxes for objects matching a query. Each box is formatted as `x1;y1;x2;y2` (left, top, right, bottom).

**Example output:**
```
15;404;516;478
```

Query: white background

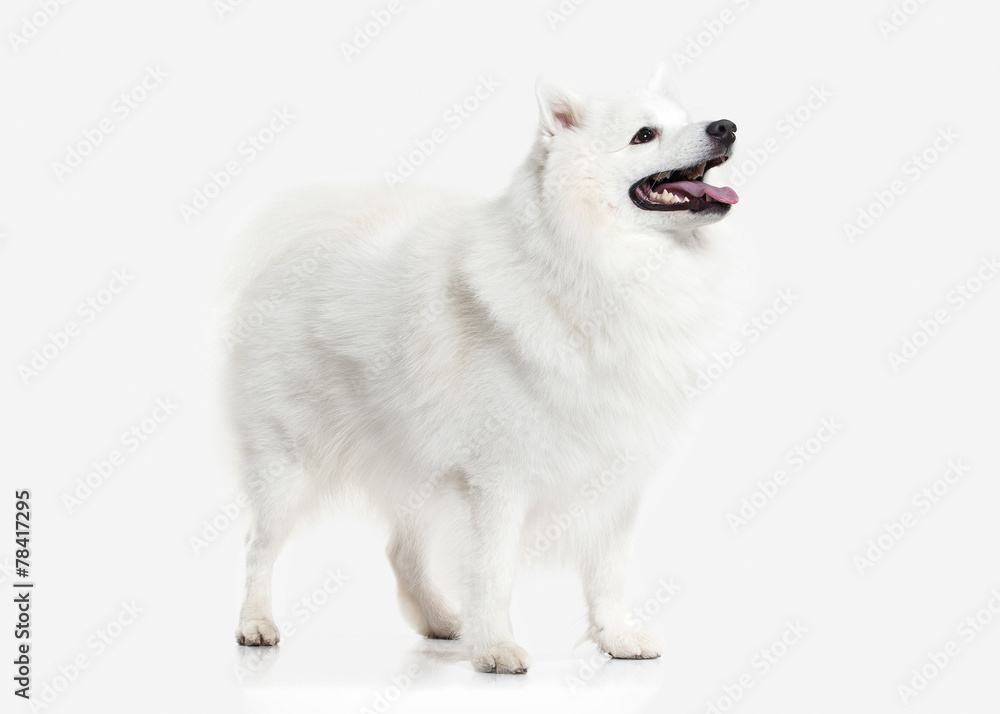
2;0;999;712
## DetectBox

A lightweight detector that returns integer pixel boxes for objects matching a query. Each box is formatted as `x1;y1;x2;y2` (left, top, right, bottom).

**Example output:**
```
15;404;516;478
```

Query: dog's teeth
684;162;706;180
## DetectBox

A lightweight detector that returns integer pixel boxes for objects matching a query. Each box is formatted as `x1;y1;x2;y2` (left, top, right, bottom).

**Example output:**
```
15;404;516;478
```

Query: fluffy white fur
226;67;740;674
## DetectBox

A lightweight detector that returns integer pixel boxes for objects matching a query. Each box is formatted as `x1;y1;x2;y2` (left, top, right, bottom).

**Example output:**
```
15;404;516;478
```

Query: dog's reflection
233;642;281;684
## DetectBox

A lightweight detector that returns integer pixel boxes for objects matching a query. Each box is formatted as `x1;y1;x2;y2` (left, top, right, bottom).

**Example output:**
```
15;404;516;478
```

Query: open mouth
629;155;739;212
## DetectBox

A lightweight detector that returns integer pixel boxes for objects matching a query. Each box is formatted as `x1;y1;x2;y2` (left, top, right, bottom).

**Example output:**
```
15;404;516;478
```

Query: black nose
706;119;737;146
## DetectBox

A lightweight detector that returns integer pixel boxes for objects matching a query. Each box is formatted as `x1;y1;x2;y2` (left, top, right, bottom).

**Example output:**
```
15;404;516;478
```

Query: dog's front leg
581;508;662;660
462;483;531;674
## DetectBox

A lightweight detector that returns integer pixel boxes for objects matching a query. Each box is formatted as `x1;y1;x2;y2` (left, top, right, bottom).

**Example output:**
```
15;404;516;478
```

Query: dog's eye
630;127;657;145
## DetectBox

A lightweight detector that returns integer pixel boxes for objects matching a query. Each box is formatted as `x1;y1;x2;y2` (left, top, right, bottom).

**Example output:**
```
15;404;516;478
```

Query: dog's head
533;65;738;234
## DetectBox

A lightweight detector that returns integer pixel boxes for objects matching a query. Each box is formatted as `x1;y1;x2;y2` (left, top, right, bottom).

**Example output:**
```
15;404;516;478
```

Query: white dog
226;66;740;674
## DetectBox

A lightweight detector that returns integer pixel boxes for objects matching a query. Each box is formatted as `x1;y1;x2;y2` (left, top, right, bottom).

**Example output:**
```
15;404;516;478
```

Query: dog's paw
596;628;662;660
424;611;462;641
236;618;281;646
472;641;531;674
398;591;462;640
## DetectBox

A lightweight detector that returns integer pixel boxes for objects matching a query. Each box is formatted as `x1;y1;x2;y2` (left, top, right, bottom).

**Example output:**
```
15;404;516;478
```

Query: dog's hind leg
387;518;461;640
235;453;306;646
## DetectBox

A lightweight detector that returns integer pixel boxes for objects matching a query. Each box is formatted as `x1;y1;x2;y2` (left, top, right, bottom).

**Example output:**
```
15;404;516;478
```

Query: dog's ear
648;62;680;100
536;76;586;136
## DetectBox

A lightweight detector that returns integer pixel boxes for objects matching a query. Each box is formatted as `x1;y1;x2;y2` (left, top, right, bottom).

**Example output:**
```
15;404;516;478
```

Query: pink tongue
663;180;739;204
